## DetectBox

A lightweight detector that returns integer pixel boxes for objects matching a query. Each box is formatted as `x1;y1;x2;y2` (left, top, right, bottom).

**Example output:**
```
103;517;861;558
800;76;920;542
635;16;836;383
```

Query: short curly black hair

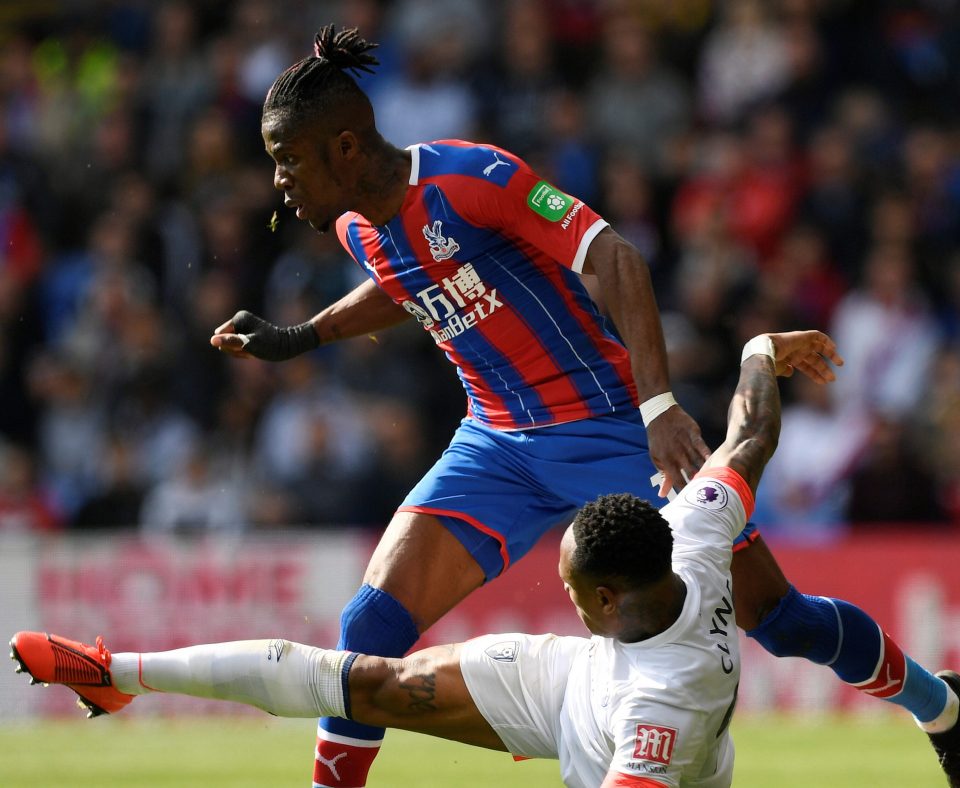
569;493;673;589
262;25;379;130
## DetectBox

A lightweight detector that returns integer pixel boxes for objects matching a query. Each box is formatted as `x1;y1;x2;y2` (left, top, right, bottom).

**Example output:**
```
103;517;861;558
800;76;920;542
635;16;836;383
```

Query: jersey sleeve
660;467;753;560
442;146;608;273
607;699;709;788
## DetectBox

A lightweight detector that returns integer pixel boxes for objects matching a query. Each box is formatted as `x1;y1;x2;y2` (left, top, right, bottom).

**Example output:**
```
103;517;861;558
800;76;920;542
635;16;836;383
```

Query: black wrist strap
279;321;321;360
230;310;320;361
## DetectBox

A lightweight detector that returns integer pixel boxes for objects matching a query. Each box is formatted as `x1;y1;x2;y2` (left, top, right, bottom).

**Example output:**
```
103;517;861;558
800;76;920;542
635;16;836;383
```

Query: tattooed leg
346;644;505;750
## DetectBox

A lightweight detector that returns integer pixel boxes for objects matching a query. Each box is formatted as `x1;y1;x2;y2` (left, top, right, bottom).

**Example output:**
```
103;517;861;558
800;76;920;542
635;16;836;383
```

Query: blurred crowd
1;0;960;539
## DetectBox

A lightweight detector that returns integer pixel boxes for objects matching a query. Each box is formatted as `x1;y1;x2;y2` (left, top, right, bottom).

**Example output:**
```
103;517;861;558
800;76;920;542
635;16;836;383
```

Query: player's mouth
284;197;306;220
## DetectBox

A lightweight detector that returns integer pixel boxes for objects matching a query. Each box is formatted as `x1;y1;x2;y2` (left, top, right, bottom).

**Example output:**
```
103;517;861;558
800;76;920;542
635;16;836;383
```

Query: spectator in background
540;88;600;207
598;152;661;284
830;241;939;418
476;0;558;157
0;441;61;532
902;125;960;278
796;125;867;272
372;1;481;147
348;399;431;525
140;0;213;184
140;446;247;535
754;373;871;541
26;353;106;516
773;14;832;140
587;14;690;174
846;415;947;527
759;224;846;331
253;354;374;523
698;0;790;124
72;435;145;529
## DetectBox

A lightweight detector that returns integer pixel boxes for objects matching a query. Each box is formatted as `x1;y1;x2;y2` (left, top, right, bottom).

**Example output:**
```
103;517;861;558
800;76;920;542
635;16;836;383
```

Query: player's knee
338;583;420;657
746;586;840;663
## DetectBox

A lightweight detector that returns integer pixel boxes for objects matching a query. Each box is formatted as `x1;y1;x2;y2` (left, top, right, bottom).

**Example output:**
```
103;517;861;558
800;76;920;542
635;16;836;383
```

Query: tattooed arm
704;331;843;494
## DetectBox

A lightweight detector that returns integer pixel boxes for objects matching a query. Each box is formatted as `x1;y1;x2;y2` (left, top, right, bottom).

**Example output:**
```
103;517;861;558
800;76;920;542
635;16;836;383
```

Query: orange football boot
10;631;134;717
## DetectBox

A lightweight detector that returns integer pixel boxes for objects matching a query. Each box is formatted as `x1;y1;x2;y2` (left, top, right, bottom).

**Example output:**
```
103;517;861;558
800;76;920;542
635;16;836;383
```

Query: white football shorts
459;632;589;759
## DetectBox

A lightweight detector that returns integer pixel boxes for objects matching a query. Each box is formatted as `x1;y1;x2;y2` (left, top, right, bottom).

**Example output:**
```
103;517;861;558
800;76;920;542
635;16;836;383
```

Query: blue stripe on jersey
344;223;379;283
376;214;549;427
418;142;518;188
558;264;627;346
420;189;631;415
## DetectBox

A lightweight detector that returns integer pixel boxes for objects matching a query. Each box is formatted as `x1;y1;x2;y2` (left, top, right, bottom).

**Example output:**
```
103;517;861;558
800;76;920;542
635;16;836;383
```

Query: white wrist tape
639;392;677;427
741;335;776;365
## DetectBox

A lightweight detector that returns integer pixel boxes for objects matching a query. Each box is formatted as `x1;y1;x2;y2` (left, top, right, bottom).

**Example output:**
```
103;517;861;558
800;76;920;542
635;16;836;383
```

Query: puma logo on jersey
483;151;511;177
362;257;382;281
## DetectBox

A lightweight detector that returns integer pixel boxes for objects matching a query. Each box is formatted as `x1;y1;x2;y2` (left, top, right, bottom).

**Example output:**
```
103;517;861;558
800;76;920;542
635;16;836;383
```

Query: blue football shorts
398;411;759;582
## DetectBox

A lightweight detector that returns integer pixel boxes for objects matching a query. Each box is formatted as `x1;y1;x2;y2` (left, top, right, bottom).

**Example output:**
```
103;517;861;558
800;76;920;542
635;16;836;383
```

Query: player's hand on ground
646;406;711;497
766;330;843;383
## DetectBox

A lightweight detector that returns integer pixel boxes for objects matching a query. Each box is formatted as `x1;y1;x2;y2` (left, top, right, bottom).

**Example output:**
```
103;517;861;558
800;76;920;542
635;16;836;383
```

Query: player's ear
596;586;617;615
333;130;359;161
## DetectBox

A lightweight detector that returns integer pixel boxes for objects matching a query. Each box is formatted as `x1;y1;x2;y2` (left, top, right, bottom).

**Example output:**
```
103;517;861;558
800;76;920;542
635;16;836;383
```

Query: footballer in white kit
461;467;748;788
21;332;908;788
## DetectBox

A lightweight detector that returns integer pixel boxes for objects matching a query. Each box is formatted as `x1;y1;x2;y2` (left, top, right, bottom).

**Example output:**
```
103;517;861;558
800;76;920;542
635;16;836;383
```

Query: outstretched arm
210;278;410;359
585;227;710;495
704;330;843;493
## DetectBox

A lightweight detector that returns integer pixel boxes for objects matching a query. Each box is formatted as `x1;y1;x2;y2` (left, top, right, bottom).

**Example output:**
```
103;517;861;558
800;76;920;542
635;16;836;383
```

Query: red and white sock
313;731;382;788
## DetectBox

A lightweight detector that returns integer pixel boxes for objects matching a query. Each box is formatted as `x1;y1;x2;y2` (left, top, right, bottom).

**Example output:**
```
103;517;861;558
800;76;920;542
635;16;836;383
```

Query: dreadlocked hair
263;25;379;127
571;493;673;589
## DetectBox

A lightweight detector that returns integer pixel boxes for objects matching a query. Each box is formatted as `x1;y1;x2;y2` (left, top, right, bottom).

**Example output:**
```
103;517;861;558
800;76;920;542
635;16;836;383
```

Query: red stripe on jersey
855;629;907;699
397;505;511;574
394;183;569;427
694;466;755;520
391;187;524;424
601;772;668;787
458;301;584;425
454;352;516;425
431;171;637;408
335;213;353;251
524;247;637;405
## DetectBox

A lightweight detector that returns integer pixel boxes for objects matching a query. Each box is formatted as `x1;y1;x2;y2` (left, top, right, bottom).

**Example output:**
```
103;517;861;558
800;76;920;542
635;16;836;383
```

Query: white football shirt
557;467;750;787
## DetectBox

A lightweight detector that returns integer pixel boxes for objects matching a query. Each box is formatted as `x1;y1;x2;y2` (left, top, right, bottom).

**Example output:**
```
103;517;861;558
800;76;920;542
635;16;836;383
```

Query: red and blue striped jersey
335;140;639;430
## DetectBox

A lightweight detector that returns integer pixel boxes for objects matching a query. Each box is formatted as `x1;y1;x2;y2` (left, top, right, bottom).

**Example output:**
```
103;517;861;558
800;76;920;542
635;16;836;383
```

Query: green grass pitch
0;714;946;786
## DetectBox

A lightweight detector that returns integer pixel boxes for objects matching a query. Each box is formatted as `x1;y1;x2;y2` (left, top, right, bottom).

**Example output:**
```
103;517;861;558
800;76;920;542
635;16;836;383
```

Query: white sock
918;680;960;734
110;640;350;719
